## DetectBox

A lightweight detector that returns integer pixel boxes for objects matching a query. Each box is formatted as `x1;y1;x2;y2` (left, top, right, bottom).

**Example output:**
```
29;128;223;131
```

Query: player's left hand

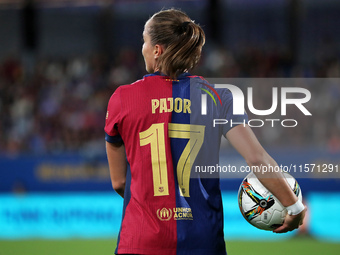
273;206;307;233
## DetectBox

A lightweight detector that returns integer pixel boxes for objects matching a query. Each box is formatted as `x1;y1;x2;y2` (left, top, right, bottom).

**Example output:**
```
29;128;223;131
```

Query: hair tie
182;21;190;30
177;21;190;34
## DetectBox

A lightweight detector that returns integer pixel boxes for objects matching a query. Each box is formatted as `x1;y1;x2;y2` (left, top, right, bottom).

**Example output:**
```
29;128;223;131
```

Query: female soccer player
105;8;306;255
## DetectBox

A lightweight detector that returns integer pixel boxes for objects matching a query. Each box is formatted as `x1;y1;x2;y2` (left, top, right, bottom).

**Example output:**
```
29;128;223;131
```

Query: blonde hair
147;8;205;79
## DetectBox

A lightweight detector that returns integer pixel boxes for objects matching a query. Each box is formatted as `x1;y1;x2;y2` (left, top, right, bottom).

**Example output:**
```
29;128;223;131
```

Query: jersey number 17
139;123;205;197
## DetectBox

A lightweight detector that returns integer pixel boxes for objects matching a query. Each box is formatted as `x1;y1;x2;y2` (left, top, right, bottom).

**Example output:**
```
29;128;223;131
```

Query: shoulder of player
116;74;172;94
108;77;157;101
117;75;154;90
192;76;233;97
215;86;232;96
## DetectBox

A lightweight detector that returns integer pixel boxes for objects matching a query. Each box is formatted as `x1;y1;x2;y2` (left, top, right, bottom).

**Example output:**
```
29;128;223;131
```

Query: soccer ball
238;172;302;231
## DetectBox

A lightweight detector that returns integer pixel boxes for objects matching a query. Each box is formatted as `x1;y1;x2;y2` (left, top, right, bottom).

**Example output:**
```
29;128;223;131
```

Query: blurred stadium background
0;0;340;254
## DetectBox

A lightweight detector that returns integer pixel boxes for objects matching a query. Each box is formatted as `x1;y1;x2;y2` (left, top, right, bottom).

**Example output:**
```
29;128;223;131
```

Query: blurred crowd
1;45;340;156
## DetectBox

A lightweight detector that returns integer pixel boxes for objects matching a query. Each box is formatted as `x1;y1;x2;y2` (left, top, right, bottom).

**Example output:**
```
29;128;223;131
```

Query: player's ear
153;44;164;59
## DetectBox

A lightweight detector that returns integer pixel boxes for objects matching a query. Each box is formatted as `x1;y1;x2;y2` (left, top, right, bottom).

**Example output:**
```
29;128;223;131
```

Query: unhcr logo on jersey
156;208;172;221
173;207;193;220
156;207;193;221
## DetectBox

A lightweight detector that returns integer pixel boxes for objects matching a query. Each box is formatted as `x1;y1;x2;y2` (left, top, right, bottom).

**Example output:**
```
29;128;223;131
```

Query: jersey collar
144;71;191;79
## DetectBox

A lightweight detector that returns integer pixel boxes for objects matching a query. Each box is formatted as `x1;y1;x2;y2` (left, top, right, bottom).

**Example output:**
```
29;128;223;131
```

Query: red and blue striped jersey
105;72;247;255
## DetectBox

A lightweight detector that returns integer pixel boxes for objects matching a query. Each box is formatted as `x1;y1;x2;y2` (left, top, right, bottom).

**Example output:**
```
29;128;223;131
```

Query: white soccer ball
238;172;302;231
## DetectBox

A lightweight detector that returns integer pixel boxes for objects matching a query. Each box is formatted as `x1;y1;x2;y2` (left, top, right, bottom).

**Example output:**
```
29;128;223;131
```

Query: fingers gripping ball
238;172;302;231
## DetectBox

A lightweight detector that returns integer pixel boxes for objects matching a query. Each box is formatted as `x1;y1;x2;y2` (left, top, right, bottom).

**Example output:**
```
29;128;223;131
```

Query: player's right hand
273;206;307;234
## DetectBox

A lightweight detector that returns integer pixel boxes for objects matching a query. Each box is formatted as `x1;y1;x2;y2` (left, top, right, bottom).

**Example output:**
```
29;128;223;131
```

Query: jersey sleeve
104;87;123;143
220;88;248;136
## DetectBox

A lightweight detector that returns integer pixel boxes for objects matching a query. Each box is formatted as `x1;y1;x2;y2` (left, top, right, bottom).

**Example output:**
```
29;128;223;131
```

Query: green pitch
0;237;339;255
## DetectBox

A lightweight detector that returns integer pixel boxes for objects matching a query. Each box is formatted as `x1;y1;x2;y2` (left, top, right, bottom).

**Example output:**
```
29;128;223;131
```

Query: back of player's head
147;8;205;79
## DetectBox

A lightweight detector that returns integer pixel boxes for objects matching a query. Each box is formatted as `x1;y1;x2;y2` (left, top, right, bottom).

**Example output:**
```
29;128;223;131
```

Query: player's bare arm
226;124;306;233
106;141;127;198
